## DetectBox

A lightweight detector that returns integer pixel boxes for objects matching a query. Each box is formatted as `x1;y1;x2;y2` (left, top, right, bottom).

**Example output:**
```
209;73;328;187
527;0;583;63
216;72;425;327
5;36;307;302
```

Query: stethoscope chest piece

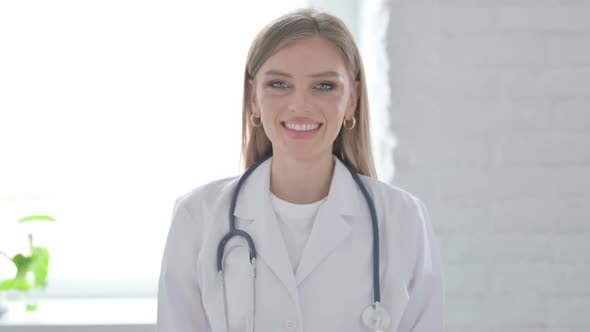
220;154;390;332
361;302;391;331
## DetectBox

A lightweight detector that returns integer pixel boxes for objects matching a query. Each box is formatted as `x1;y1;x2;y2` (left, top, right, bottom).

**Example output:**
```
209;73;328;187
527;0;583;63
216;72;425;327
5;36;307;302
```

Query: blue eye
269;81;289;89
315;82;336;91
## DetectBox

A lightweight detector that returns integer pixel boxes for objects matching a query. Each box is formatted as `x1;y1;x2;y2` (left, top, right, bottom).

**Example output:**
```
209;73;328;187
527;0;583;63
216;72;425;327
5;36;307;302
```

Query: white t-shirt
270;192;327;272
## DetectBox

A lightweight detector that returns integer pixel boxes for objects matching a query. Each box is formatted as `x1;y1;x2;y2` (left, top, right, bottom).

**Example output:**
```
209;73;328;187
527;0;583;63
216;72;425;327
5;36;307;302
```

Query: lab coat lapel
295;157;364;285
233;157;299;303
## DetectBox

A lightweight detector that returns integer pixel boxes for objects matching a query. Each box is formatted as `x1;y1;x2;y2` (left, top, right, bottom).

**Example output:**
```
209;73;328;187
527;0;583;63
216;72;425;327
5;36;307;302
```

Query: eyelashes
269;81;289;89
267;80;337;91
315;82;336;91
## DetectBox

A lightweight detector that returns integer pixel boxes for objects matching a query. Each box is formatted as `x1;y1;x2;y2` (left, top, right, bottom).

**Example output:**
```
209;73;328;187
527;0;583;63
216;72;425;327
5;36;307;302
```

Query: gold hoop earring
343;117;356;130
250;113;262;128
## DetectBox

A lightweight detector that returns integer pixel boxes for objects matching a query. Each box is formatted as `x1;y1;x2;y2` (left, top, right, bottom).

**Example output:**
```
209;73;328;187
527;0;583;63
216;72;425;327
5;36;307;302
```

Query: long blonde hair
241;8;376;178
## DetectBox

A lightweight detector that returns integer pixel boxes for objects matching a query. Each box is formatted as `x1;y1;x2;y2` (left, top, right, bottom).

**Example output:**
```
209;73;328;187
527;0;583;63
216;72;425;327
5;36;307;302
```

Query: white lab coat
157;156;445;332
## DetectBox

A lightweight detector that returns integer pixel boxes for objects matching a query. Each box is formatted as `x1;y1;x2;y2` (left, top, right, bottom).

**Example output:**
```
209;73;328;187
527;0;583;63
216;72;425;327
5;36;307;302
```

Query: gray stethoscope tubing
217;154;265;332
216;154;390;331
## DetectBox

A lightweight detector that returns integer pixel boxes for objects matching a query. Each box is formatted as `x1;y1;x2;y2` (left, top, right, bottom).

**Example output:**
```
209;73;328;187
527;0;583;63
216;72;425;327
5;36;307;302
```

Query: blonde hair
241;8;376;178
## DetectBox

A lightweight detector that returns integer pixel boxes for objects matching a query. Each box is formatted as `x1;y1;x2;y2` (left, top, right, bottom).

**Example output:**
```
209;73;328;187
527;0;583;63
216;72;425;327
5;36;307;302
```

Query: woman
157;8;444;332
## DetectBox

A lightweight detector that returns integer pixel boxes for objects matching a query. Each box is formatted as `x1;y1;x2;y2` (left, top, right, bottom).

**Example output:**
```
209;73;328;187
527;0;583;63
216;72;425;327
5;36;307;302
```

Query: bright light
0;0;306;287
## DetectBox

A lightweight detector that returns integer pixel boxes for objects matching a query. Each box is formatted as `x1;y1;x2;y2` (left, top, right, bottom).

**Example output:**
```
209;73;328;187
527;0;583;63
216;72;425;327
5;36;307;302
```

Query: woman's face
250;36;358;162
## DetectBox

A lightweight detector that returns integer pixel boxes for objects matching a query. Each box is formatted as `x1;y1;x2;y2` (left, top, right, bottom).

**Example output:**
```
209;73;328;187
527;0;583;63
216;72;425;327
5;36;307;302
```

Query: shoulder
359;174;425;211
359;175;431;243
173;175;239;219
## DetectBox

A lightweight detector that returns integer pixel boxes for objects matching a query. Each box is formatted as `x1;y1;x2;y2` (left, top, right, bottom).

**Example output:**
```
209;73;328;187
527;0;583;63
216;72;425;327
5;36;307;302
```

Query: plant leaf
30;246;50;288
18;215;56;223
12;254;33;279
0;247;50;291
0;277;31;291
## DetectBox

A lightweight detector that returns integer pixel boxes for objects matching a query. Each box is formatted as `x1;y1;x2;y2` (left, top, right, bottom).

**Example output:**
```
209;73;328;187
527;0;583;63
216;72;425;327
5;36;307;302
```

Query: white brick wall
386;1;590;331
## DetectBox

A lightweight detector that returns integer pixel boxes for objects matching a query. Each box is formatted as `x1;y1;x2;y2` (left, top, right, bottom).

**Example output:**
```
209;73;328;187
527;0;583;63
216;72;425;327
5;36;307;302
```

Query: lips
280;119;322;139
281;118;323;129
282;122;322;131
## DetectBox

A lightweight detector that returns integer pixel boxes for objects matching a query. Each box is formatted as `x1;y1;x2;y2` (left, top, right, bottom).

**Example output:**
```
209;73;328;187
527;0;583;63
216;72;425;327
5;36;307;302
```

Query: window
0;0;390;297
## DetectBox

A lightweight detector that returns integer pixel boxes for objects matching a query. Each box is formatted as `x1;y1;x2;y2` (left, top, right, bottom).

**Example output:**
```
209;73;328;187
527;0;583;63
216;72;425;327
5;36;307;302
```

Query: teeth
284;123;320;131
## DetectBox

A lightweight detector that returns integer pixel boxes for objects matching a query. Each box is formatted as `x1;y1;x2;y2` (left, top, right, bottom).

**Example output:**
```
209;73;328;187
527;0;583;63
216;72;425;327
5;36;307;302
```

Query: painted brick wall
386;1;590;331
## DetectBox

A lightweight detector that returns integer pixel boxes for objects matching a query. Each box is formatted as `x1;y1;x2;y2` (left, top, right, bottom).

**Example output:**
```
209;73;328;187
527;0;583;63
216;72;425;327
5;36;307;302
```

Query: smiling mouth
281;122;323;132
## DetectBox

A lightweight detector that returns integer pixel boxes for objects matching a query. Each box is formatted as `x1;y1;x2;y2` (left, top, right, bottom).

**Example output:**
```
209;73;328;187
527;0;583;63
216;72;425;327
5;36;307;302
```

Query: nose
287;88;312;113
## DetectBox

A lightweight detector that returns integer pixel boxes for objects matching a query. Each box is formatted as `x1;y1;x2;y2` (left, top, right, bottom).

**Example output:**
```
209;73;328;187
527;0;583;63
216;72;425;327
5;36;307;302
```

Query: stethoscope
216;154;391;332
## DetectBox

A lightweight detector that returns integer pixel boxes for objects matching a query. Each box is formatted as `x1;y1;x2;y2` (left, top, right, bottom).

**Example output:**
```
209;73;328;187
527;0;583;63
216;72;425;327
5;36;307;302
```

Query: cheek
258;93;285;116
257;95;284;140
322;89;349;109
321;95;348;119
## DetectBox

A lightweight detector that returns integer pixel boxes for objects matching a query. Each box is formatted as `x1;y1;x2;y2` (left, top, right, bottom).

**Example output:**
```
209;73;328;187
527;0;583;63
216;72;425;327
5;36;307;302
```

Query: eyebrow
264;70;342;78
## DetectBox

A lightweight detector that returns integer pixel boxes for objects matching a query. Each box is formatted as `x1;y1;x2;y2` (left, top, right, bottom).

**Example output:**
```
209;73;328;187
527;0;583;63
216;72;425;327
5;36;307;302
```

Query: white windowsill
0;298;156;332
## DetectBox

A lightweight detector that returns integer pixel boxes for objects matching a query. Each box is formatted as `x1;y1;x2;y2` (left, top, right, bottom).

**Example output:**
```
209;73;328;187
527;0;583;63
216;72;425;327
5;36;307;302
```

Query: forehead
259;37;350;77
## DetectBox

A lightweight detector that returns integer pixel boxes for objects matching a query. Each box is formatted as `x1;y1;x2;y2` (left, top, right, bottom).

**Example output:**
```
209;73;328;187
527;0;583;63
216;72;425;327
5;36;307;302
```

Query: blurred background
0;0;589;331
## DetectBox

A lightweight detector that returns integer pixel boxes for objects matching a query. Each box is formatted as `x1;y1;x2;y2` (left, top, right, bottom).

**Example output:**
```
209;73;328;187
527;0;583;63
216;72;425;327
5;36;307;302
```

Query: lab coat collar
233;155;364;221
231;155;366;299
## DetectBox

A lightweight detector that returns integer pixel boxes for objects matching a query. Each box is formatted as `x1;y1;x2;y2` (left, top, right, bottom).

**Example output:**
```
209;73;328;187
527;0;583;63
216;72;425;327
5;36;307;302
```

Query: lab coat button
284;319;298;331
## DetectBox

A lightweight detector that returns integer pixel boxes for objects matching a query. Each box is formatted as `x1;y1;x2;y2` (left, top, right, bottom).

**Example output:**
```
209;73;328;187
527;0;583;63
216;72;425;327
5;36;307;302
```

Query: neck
270;151;334;204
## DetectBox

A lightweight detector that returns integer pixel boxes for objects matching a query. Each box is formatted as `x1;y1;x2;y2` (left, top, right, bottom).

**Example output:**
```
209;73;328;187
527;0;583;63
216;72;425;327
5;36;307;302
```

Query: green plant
0;215;55;311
